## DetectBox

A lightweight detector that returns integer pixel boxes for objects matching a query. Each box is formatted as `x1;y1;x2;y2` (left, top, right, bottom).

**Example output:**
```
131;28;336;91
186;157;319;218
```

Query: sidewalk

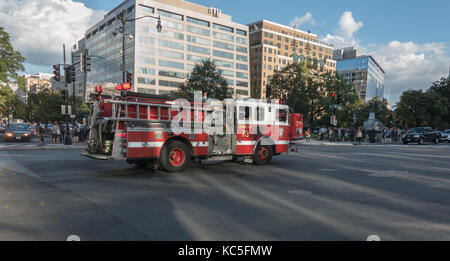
0;140;87;151
293;139;355;146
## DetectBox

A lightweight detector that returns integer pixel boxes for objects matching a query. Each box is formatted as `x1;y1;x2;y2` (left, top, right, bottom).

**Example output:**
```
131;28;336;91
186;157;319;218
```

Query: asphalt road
0;144;449;241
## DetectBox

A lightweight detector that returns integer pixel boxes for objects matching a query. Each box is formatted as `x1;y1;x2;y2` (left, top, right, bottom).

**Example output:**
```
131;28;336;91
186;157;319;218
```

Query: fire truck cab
82;90;302;172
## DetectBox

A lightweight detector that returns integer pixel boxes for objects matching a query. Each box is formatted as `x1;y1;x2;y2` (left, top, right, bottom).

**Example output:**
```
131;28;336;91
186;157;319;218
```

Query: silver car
4;124;32;142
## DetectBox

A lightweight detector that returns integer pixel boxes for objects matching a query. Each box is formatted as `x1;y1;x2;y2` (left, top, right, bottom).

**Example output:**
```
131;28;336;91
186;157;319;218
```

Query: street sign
70;114;75;119
61;105;72;115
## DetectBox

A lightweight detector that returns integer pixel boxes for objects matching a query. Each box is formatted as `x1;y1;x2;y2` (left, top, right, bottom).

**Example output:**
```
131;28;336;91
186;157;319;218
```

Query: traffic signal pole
63;44;71;145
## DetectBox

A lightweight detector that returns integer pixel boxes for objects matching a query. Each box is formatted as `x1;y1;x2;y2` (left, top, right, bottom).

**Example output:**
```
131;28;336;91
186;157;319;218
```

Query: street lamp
114;11;162;84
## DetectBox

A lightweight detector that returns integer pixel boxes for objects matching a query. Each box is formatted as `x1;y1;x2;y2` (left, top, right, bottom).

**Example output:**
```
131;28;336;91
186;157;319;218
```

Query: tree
428;77;450;128
269;61;359;128
0;27;25;85
172;60;234;100
394;89;448;129
0;85;27;120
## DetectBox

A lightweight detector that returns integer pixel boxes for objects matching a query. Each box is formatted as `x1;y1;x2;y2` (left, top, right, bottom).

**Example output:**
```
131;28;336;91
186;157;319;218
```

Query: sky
1;0;449;105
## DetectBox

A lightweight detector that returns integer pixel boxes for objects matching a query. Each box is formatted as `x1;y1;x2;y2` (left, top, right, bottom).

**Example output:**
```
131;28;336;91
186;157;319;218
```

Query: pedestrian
51;122;59;144
73;122;80;143
59;122;65;143
305;128;311;142
36;122;45;146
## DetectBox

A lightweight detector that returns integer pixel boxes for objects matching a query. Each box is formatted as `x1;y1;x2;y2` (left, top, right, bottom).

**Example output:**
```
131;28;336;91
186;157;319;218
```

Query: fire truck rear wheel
160;140;190;172
254;145;273;165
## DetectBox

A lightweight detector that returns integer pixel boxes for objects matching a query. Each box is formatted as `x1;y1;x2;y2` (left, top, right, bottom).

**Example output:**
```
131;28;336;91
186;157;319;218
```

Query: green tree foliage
269;61;360;128
172;60;234;100
0;27;27;120
0;85;27;119
26;91;89;123
0;27;25;85
394;89;448;129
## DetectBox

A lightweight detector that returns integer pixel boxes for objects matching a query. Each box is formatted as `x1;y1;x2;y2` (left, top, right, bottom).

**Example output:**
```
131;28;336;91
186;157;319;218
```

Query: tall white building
83;0;250;99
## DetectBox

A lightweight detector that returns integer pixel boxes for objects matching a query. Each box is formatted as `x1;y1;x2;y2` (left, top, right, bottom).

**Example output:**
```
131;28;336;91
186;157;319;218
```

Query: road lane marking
287;190;313;196
0;151;42;180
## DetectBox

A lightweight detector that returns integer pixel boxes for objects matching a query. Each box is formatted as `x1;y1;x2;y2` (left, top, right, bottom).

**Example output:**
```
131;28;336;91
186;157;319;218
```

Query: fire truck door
208;110;233;156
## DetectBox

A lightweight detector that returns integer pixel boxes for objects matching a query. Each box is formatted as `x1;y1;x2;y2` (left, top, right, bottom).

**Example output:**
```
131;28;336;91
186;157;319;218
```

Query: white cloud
319;11;450;104
289;12;316;29
322;11;364;50
371;41;450;100
0;0;106;68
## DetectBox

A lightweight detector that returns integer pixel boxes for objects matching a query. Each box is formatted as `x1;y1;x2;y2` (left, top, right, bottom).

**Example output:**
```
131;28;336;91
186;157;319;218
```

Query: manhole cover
288;190;313;196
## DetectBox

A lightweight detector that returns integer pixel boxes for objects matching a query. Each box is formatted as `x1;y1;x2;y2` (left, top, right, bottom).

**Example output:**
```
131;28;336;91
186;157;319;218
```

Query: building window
139;67;156;75
236;81;248;87
236;63;248;70
137;77;156;85
213;23;233;33
213;41;234;51
213;50;234;60
187;44;210;55
236;29;247;36
213;59;233;68
213;31;234;42
186;17;209;27
236;72;248;79
187;35;210;46
158;39;184;50
159;80;182;87
236;54;248;62
159;70;185;79
159;49;184;60
187;25;210;36
236;46;247;53
159;59;184;69
158;9;183;21
236;37;247;45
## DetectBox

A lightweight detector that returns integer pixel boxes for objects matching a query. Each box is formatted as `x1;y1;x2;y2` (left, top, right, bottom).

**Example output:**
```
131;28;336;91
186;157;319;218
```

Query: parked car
441;129;450;143
4;124;32;142
402;127;441;145
0;124;6;133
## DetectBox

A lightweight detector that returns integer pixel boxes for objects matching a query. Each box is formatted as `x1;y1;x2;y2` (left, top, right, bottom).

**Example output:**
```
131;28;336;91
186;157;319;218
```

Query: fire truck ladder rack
105;99;173;123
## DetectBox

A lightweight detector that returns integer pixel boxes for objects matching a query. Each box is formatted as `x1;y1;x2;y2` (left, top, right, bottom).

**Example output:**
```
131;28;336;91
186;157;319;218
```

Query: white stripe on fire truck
128;142;209;148
237;140;290;146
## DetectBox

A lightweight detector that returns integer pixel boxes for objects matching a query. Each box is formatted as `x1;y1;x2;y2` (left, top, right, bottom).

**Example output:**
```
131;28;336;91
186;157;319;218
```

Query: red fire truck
82;88;303;172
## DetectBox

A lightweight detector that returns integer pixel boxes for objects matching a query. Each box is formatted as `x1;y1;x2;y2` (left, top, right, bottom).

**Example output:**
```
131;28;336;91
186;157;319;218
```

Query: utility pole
63;44;72;145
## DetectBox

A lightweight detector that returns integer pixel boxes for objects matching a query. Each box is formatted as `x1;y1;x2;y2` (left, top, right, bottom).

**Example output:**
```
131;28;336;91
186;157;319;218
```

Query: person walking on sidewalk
59;122;65;143
36;122;45;146
305;128;311;142
51;122;59;144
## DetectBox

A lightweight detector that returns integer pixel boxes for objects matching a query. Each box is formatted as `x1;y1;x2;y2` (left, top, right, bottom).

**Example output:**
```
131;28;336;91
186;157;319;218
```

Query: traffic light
331;92;336;104
337;93;343;105
61;90;67;101
126;71;133;85
53;65;61;81
84;54;91;72
65;65;76;83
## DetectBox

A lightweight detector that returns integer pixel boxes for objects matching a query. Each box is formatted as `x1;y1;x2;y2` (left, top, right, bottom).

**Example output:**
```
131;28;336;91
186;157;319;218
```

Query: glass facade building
83;0;250;99
336;55;385;102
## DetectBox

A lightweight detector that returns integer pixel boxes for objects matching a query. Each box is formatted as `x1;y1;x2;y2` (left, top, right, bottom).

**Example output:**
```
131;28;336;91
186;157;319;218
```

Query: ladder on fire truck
103;99;175;123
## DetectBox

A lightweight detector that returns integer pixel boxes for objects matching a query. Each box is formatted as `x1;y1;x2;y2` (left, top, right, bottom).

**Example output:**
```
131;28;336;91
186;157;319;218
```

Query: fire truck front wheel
253;145;273;165
160;140;190;172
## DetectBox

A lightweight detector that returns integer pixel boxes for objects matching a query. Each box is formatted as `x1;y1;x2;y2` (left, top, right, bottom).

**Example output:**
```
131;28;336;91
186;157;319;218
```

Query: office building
82;0;250;100
247;20;336;99
334;47;385;102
